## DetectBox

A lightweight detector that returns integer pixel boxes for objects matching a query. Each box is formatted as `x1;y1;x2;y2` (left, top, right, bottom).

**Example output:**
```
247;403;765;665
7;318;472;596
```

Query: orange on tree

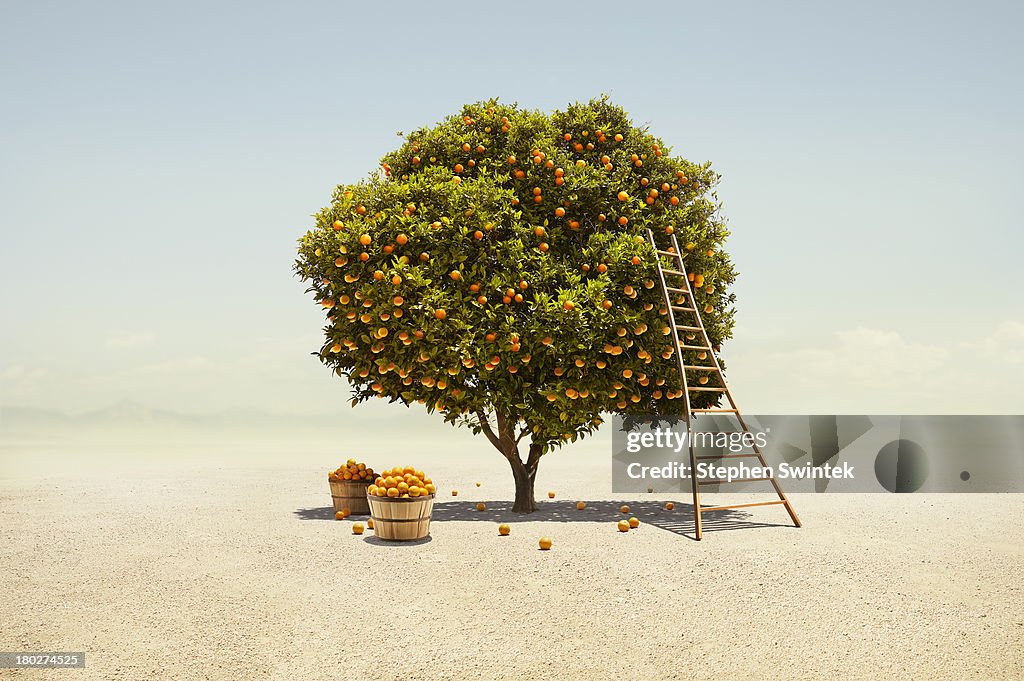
296;97;735;513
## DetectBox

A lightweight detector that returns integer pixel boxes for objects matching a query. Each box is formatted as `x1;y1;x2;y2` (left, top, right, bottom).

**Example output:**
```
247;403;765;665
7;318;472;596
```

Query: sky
1;0;1022;420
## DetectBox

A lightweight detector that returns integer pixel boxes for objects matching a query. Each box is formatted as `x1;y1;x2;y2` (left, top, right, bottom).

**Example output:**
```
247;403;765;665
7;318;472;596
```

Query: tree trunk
476;410;543;513
509;455;537;513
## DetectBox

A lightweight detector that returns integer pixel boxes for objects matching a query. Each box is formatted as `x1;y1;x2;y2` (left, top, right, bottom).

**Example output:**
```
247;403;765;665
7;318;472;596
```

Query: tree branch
476;410;503;452
526;440;543;476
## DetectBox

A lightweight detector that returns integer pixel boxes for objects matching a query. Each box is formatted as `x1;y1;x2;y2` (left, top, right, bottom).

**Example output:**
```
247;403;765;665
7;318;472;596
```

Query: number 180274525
0;652;85;668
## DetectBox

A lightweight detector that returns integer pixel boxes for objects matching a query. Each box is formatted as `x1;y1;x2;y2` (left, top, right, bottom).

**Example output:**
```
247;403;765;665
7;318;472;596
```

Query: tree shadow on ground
295;498;795;541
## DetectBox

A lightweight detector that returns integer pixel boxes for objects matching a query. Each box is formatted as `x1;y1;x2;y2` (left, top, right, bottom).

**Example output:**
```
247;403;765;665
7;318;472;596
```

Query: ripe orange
617;191;629;202
476;502;486;511
547;491;556;499
555;207;565;217
335;511;345;520
614;133;623;142
450;270;461;281
538;537;552;550
452;490;458;496
352;523;365;535
359;234;371;245
454;163;464;173
434;309;447;320
618;216;628;226
576;501;586;510
498;523;511;536
665;502;675;510
539;242;549;252
628;517;640;529
367;518;374;529
620;505;630;514
563;301;574;310
333;220;344;231
617;520;630;532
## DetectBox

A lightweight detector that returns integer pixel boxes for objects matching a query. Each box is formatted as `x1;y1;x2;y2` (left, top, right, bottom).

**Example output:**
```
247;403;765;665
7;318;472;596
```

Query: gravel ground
2;451;1022;680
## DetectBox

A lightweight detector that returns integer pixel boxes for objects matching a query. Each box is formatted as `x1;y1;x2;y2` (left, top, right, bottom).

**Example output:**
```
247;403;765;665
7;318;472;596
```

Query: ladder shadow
429;499;793;541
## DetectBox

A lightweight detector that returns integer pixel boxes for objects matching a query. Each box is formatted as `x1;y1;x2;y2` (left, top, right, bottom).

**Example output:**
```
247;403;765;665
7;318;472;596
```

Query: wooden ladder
646;229;802;540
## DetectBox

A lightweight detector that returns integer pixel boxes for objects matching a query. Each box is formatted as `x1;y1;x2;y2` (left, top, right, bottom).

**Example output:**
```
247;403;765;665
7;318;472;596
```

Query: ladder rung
692;408;737;413
683;365;717;371
665;287;688;294
656;250;679;257
662;269;686;276
689;387;726;392
695;453;762;460
679;344;710;351
671;306;695;312
698;476;773;485
700;500;787;513
675;326;702;332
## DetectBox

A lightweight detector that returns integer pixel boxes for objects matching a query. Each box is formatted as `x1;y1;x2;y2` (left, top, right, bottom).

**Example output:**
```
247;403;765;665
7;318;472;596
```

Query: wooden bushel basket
366;494;434;541
329;479;372;515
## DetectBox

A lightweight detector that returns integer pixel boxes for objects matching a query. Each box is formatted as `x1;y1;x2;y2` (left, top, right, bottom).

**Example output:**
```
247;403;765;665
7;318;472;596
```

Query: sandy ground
2;450;1023;680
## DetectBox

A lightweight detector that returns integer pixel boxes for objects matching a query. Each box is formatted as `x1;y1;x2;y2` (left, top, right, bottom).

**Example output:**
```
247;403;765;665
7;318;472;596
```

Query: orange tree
295;97;736;512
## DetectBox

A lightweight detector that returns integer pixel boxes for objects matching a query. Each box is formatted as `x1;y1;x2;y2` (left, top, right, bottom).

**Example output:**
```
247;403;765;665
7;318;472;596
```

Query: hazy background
2;1;1022;477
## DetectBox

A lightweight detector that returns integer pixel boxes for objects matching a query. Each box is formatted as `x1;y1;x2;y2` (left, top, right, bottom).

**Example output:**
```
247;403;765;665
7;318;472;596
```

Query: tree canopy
295;97;736;507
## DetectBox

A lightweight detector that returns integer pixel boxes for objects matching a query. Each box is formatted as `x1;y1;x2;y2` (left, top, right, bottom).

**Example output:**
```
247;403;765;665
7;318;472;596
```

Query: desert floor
2;448;1023;680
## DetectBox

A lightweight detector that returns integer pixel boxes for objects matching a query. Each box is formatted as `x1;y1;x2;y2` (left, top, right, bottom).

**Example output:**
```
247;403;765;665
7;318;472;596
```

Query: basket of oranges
327;458;376;515
366;467;436;541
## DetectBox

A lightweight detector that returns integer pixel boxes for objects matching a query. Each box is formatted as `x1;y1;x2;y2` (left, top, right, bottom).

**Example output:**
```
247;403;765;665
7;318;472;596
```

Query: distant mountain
77;400;198;429
0;405;75;431
0;400;404;434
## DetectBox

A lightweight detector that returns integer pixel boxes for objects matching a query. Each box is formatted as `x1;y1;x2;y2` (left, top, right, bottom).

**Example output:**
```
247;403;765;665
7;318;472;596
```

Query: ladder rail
667;233;801;528
647;229;702;539
645;230;802;537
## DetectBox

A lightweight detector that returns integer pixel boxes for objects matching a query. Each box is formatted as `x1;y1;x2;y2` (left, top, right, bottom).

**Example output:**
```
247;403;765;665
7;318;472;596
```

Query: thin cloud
104;331;155;350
